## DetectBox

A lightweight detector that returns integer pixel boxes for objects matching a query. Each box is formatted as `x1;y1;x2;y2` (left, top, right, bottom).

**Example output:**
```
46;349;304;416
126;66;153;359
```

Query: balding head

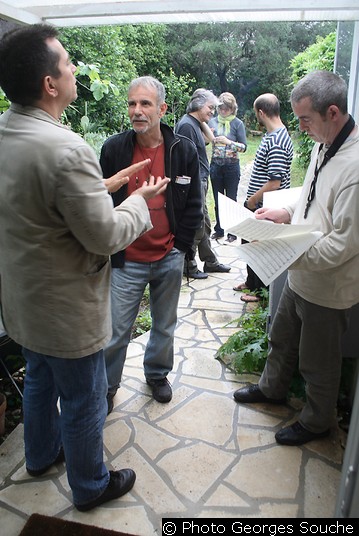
253;93;280;118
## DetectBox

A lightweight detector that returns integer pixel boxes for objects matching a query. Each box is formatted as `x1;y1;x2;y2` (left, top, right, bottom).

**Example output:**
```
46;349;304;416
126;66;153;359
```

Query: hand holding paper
218;193;323;286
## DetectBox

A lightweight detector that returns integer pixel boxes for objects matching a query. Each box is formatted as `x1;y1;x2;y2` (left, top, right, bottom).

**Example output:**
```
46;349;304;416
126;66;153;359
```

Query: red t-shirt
125;143;174;262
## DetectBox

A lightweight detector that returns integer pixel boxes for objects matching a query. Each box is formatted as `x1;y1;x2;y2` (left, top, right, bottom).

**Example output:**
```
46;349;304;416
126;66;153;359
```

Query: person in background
233;93;293;302
209;92;247;243
176;89;231;279
233;71;359;446
100;76;202;412
0;24;169;511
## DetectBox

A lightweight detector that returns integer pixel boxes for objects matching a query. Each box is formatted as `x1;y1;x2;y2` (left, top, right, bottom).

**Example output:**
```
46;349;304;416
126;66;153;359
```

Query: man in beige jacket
233;71;359;447
0;24;168;511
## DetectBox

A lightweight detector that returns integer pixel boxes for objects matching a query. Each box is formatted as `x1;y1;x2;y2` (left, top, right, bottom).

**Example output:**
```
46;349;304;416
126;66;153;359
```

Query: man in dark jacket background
176;89;231;279
100;76;202;411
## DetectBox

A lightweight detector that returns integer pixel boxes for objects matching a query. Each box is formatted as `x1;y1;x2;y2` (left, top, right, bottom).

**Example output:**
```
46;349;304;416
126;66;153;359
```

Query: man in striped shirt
234;93;293;302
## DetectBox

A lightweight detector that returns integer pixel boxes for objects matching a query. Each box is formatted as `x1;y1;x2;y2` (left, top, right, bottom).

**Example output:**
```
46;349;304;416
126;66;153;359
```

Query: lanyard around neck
303;114;355;219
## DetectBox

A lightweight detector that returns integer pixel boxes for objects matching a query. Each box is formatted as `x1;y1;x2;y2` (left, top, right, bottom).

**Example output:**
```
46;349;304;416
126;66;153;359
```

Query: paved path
0;199;346;535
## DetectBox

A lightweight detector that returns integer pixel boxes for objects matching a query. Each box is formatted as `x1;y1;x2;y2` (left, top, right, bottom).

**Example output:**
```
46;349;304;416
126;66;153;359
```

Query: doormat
19;513;136;536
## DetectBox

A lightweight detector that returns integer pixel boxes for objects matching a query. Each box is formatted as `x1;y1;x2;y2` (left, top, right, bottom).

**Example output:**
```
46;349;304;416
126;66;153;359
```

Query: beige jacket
0;104;152;357
286;130;359;309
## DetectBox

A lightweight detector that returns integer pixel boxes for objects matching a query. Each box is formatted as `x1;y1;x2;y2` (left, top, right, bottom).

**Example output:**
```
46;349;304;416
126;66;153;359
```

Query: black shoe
211;232;224;240
204;263;231;273
107;392;115;415
225;235;237;243
233;384;286;405
146;377;172;403
275;421;330;446
26;447;65;477
75;469;136;512
183;269;208;279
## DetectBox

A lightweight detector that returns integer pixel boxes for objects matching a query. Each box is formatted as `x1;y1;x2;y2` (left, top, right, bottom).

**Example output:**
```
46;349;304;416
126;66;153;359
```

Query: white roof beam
0;1;41;24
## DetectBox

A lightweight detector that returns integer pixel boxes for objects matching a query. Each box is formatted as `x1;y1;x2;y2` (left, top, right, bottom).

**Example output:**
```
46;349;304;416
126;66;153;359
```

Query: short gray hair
128;76;166;106
186;89;219;113
291;70;348;116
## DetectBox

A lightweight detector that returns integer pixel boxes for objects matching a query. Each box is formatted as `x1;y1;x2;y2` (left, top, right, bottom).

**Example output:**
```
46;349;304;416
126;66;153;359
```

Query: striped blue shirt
246;126;293;206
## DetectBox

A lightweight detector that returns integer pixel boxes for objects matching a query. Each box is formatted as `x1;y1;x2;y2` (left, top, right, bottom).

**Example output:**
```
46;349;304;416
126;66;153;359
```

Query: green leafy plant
216;290;306;399
0;87;9;113
132;286;152;338
216;289;269;375
289;31;336;166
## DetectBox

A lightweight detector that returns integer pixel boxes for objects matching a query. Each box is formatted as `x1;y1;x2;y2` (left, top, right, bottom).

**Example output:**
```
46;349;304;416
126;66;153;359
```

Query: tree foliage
290;32;336;164
1;21;337;140
59;24;194;134
164;21;336;126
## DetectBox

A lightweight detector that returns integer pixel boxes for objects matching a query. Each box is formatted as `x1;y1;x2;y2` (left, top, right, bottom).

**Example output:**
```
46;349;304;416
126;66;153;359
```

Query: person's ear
159;102;168;118
327;105;340;121
43;75;58;98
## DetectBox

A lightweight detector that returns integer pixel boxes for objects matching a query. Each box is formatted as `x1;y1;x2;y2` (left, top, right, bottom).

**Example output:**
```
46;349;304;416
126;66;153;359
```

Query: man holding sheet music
234;71;359;446
233;93;293;302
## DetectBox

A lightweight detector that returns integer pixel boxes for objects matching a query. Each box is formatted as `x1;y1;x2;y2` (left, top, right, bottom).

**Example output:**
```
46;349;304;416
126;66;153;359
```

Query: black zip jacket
100;123;203;268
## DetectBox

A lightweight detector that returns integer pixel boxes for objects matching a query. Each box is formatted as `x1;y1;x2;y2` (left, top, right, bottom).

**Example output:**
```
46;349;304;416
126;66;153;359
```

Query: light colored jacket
0;104;152;357
286;129;359;309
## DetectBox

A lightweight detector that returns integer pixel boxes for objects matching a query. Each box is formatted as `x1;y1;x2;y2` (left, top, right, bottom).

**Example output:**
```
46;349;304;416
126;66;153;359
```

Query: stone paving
0;236;346;535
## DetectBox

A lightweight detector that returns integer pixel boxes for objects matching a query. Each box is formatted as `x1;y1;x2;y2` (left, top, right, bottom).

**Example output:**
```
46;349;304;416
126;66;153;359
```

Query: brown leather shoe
233;384;286;404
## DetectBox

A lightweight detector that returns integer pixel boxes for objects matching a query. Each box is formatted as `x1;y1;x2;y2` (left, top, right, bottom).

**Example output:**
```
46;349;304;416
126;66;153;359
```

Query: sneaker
26;447;65;477
146;377;172;403
203;263;231;273
75;469;136;512
183;269;208;279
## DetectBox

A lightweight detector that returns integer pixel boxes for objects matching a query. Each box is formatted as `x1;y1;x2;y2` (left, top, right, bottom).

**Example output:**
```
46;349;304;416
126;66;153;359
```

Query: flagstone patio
0;238;346;536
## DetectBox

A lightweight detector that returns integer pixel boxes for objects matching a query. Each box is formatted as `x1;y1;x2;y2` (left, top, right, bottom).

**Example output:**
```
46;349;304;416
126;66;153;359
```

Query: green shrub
216;290;306;399
216;290;269;375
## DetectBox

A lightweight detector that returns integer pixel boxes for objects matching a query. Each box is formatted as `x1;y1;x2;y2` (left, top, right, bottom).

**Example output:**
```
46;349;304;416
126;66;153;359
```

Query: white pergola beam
0;1;41;25
1;1;359;27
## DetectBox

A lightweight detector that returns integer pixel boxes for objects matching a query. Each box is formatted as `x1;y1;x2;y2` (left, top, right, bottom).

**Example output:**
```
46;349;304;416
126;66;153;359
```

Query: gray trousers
186;178;218;271
259;281;350;432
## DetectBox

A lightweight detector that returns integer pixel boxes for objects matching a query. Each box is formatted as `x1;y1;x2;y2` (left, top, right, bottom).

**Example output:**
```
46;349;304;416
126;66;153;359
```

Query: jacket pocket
171;181;191;210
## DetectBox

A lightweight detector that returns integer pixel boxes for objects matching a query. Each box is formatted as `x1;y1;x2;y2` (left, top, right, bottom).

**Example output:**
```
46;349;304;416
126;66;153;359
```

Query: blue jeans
22;347;109;506
210;161;240;236
105;247;185;395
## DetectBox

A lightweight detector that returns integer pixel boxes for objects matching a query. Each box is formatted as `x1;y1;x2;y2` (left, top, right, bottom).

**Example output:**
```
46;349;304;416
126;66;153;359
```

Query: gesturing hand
103;159;151;193
132;175;170;201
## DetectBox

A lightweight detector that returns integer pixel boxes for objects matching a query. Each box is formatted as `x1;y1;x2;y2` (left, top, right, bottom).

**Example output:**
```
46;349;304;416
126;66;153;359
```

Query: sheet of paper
227;218;318;242
263;187;302;208
236;231;322;286
218;193;254;230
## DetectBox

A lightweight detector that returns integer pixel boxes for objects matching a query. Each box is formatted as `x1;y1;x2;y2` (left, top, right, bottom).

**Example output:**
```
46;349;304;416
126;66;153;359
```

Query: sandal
233;282;248;292
240;294;261;303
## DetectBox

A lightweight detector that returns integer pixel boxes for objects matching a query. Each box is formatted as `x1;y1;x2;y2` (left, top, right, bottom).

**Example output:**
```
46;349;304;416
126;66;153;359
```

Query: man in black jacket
100;76;202;411
176;89;231;279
